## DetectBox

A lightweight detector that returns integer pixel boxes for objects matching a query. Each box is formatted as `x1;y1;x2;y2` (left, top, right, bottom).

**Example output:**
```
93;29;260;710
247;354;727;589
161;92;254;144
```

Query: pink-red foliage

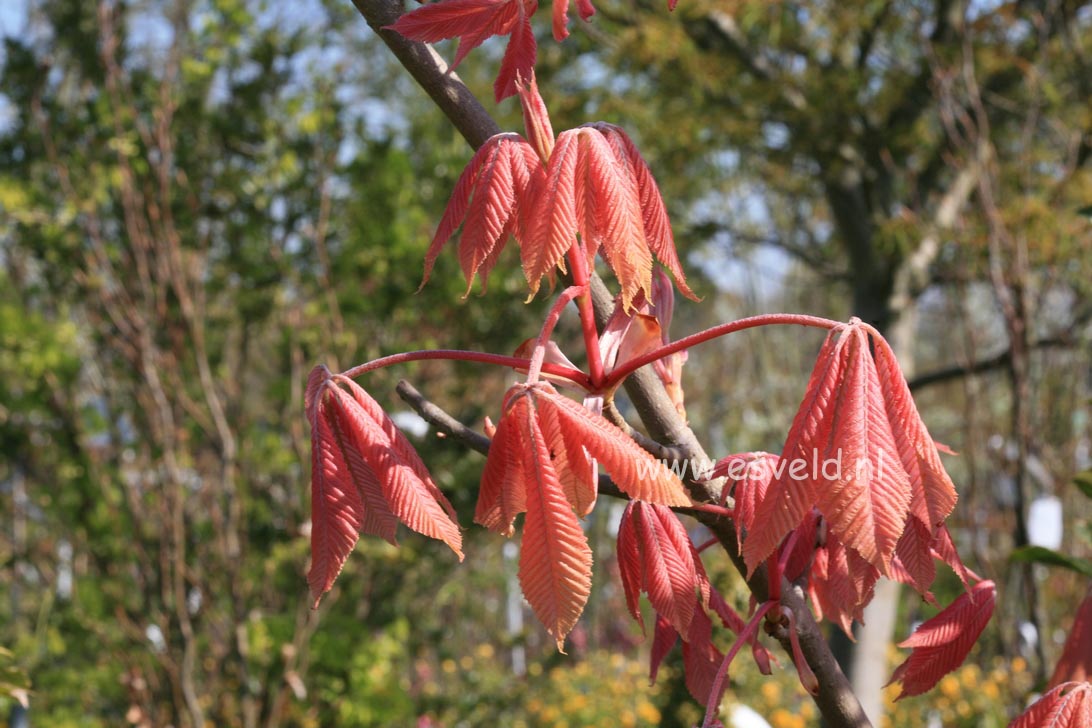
420;132;543;293
1049;586;1092;688
1009;682;1092;728
742;319;958;584
887;580;996;699
306;366;463;606
477;382;690;646
388;0;538;101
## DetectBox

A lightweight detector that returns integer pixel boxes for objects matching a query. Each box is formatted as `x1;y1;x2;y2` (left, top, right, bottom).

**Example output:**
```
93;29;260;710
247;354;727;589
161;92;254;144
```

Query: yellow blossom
636;702;661;723
761;681;783;705
939;675;960;699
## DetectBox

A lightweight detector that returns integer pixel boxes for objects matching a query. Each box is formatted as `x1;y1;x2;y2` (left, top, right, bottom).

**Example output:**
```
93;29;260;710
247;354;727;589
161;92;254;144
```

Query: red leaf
1010;682;1092;728
516;399;593;648
421;133;543;293
743;320;950;578
617;501;645;628
477;381;692;645
815;327;911;573
494;11;537;102
707;588;745;634
305;364;329;422
523;131;580;297
590;123;698;301
537;397;597;516
1048;586;1092;688
681;607;723;705
575;129;652;310
653;505;710;607
335;377;457;520
780;510;820;582
649;613;679;684
873;335;958;530
308;401;367;605
475;390;528;535
893;516;937;597
524;124;695;311
808;535;878;637
328;402;400;544
479;384;597;533
517;72;554;164
551;0;571;40
537;385;691;506
713;451;778;552
306;370;463;606
458;143;516;285
329;385;463;557
932;523;975;587
620;501;701;636
551;0;595;40
887;580;996;699
388;0;516;47
743;329;841;573
387;0;538;101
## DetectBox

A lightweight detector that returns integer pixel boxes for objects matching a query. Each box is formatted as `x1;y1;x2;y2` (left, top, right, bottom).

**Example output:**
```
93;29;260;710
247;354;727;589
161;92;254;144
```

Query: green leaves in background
1010;547;1092;579
1009;470;1092;578
1073;469;1092;501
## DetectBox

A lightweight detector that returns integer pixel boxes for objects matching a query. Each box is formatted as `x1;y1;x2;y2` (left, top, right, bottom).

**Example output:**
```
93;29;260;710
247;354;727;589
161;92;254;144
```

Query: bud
517;72;555;165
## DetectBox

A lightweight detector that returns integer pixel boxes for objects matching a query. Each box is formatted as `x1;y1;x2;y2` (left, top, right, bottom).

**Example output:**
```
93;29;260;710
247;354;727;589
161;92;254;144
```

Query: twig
908;334;1074;390
395;380;491;456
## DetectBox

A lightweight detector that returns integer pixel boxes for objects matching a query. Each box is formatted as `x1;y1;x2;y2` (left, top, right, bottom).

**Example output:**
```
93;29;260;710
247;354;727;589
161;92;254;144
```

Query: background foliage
1;0;1089;725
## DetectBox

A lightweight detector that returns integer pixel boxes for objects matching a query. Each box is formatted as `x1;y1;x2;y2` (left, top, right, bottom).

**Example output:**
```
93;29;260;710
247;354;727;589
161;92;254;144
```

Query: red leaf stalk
602;313;839;391
784;606;820;695
701;600;778;728
527;285;586;383
340;348;592;390
565;244;606;387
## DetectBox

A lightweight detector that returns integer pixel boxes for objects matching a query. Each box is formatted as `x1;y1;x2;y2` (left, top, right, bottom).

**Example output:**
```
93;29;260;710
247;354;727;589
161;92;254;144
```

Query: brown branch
349;0;501;150
395;380;492;456
353;4;870;724
908;335;1074;391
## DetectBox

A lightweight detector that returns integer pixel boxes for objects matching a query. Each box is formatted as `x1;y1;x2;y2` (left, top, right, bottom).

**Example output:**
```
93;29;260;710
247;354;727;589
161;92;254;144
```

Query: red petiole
340;349;592;390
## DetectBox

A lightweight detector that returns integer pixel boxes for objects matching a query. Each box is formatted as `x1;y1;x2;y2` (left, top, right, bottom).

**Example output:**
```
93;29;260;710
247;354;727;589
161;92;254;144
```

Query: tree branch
908;335;1074;391
395;380;492;456
349;0;501;150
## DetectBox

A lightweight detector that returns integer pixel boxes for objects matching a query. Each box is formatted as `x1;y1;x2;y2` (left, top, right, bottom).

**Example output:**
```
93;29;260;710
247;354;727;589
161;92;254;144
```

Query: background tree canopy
1;0;1089;726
